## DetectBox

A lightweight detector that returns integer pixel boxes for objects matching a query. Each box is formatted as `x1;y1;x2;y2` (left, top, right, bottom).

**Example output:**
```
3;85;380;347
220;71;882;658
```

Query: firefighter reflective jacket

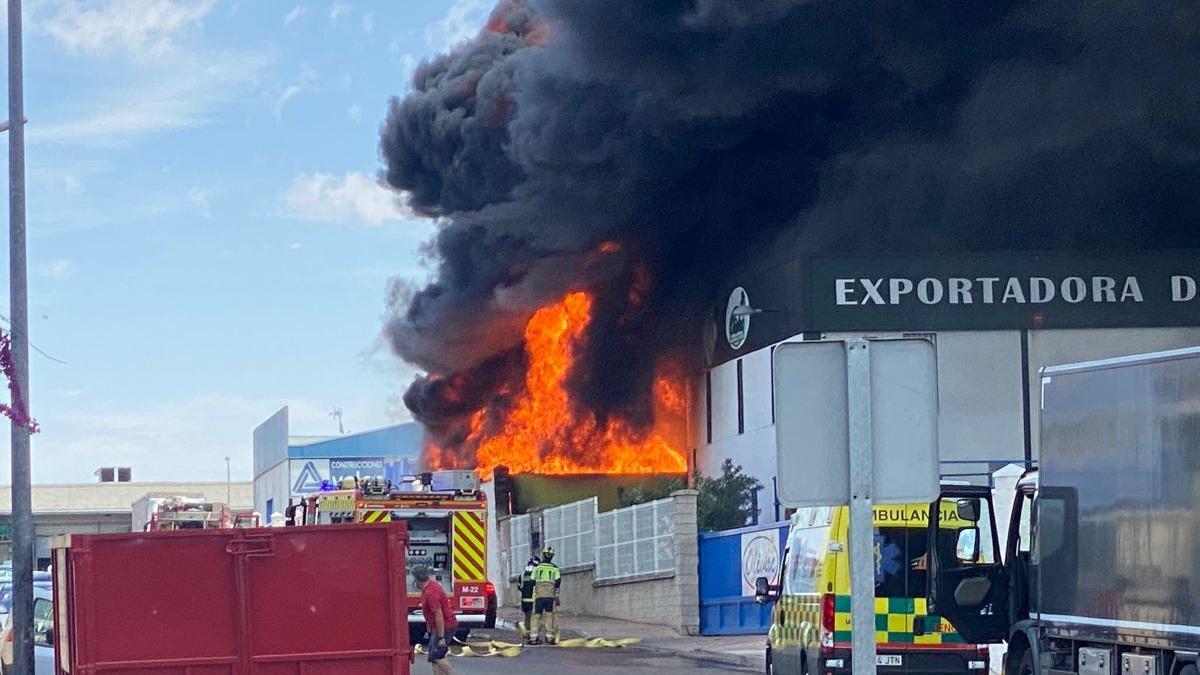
531;561;561;600
520;561;538;604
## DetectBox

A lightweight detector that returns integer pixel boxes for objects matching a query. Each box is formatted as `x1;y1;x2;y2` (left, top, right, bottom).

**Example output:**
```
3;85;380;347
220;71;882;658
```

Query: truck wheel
1014;649;1035;675
1178;666;1199;675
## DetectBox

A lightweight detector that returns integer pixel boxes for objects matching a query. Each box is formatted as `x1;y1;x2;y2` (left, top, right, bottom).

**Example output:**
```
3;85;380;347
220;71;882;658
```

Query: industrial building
693;250;1200;515
0;468;251;567
252;406;422;518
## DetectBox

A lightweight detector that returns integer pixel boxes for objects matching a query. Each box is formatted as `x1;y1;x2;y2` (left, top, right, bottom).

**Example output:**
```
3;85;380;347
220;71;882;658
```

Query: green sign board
803;251;1200;332
709;250;1200;366
0;523;11;542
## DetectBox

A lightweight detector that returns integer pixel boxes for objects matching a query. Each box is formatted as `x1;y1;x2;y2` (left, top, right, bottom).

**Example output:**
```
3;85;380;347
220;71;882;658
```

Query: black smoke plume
381;0;1200;467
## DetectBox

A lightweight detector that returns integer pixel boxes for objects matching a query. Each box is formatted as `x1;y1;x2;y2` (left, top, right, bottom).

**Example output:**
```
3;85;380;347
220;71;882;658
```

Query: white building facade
691;251;1200;517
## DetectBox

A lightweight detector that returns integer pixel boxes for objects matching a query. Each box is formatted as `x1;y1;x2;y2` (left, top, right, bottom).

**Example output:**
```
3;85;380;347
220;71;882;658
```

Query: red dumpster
51;523;411;675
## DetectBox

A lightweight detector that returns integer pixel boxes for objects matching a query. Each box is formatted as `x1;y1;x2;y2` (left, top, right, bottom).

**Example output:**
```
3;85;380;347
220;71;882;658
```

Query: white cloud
38;258;75;280
274;64;319;121
274;85;303;120
289;242;304;251
361;12;374;34
63;174;82;192
426;0;490;51
29;49;272;146
329;2;350;22
283;4;305;25
188;186;211;217
284;172;409;225
347;103;362;123
35;0;218;59
23;394;336;483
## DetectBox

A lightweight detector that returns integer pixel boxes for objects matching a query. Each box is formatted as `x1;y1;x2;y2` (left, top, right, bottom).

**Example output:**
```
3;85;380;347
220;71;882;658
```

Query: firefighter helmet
541;545;555;561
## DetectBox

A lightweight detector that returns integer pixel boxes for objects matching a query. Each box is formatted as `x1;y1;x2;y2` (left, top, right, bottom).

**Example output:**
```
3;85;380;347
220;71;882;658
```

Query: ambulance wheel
1014;648;1035;675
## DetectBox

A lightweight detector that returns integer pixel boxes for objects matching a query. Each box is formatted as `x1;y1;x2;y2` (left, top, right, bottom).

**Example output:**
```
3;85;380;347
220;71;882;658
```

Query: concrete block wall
503;489;700;635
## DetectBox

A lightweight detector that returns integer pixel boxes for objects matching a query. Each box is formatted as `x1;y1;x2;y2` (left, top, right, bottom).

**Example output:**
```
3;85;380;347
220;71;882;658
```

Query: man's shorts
533;598;555;614
427;635;449;663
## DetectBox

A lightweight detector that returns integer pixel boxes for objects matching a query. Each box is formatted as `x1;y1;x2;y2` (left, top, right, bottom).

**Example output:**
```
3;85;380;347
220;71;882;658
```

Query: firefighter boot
528;612;541;645
545;608;559;645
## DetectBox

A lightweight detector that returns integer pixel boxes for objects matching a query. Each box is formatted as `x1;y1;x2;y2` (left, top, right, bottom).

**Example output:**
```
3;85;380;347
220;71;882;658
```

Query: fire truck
139;494;262;530
141;496;261;532
290;471;497;640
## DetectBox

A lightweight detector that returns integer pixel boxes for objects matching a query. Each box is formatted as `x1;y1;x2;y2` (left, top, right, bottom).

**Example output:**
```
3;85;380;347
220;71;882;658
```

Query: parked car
0;572;52;630
0;580;56;675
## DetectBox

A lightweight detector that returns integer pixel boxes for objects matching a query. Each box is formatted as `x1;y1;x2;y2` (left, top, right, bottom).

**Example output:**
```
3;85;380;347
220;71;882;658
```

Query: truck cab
929;348;1200;675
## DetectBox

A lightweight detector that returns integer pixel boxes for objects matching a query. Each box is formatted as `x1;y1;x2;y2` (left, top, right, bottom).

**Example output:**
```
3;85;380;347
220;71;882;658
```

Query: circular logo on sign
725;287;751;350
742;534;780;590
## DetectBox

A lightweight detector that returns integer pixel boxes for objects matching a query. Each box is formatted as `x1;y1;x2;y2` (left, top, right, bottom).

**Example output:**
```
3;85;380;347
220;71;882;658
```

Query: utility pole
225;456;231;507
7;1;34;673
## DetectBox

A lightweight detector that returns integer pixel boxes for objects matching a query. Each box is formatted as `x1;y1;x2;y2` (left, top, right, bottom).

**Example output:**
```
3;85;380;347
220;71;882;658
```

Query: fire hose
412;634;643;658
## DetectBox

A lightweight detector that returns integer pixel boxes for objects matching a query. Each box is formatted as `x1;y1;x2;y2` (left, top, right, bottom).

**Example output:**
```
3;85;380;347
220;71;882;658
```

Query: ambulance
757;502;991;674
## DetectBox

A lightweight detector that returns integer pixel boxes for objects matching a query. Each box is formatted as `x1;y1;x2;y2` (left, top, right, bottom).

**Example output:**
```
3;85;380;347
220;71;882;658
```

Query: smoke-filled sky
380;0;1200;461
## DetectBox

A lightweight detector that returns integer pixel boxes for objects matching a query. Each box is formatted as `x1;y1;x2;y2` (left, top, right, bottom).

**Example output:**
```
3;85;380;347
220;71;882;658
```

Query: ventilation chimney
96;467;132;483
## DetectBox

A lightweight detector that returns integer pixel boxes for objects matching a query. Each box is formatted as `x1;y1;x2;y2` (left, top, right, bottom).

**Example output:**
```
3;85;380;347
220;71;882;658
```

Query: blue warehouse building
251;406;422;518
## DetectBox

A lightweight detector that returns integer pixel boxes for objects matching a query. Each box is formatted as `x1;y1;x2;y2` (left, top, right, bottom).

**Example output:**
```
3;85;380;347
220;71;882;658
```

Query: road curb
495;612;763;671
634;643;763;671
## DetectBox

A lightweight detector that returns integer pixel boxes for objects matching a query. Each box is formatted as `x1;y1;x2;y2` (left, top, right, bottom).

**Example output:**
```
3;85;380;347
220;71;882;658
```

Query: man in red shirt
414;566;457;675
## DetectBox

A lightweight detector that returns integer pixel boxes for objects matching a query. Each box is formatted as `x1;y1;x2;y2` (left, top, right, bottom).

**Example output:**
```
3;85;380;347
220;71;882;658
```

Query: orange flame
468;291;687;478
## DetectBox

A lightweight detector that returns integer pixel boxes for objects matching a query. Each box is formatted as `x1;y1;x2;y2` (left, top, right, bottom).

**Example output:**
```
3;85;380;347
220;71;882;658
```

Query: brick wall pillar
670;489;700;636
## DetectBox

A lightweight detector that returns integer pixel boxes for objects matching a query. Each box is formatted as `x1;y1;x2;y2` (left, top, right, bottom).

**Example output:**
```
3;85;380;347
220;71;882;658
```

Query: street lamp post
225;456;231;507
7;1;34;673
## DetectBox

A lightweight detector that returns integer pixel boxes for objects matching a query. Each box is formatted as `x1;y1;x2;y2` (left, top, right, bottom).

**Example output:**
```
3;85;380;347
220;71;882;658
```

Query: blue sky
0;0;495;483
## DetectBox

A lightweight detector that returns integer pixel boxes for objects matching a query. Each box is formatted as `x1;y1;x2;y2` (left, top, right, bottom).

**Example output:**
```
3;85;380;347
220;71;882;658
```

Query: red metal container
52;523;411;675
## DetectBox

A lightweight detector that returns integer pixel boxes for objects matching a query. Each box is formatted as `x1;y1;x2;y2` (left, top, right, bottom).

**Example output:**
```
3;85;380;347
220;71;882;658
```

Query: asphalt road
435;630;750;675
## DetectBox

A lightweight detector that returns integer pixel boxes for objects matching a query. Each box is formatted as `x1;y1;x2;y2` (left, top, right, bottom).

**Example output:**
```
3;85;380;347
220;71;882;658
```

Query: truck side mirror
956;498;979;523
956;528;981;562
755;576;773;604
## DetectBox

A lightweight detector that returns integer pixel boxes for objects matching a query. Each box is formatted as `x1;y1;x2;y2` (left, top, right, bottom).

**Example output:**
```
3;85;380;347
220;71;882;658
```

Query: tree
695;459;762;531
617;477;686;508
0;329;36;433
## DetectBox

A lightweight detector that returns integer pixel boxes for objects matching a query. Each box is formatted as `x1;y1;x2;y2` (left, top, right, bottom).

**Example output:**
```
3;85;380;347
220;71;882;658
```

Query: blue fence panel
698;521;788;636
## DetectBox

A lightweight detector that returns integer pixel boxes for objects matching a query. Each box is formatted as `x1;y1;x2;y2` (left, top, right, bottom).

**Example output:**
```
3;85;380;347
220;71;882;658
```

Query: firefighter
527;545;562;645
518;554;540;638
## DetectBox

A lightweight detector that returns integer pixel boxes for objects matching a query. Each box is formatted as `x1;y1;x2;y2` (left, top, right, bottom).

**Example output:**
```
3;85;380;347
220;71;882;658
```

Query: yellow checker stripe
452;511;487;581
770;594;819;650
833;595;962;646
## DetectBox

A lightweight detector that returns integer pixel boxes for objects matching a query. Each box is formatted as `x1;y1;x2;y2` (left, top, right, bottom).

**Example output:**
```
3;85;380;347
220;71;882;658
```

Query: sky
0;0;495;484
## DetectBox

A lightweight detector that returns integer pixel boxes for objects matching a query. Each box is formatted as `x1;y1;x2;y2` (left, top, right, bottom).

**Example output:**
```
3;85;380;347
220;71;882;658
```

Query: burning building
378;0;1200;494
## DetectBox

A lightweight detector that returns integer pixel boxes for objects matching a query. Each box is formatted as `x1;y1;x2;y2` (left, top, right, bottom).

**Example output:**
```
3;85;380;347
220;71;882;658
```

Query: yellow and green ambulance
758;503;990;674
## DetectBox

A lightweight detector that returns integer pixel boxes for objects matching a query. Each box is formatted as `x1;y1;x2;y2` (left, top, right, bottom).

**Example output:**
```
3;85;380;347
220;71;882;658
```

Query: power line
0;313;65;363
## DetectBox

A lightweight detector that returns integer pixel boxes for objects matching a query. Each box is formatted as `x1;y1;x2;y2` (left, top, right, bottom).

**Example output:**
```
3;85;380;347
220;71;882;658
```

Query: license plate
877;655;903;667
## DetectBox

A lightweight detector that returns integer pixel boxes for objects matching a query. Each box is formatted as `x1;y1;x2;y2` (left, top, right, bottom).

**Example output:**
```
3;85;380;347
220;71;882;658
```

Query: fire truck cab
291;471;496;640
